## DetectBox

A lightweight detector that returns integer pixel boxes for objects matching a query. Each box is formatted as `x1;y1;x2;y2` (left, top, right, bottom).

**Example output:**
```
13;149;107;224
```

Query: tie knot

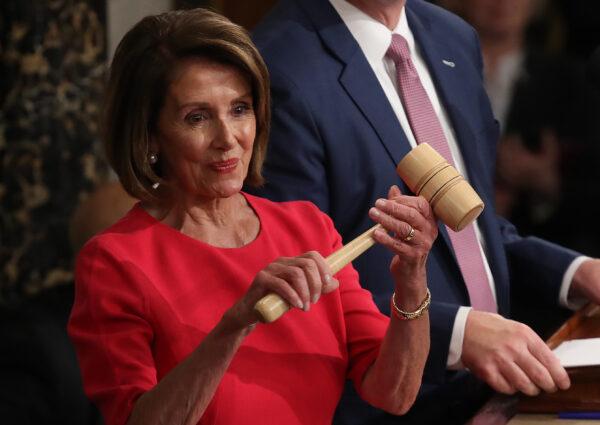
386;33;410;65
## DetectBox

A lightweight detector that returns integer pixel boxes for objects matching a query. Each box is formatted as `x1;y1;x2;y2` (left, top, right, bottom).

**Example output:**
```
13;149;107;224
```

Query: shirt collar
329;0;416;64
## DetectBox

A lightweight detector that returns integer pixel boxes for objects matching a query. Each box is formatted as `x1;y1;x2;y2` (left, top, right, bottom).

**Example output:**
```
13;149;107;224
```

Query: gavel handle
253;224;382;323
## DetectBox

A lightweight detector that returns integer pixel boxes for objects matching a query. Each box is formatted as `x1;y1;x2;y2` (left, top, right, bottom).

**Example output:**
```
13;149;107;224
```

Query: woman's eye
185;112;207;125
232;103;252;116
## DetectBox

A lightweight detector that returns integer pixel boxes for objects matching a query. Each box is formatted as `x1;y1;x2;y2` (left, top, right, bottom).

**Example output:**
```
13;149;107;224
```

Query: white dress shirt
329;0;585;368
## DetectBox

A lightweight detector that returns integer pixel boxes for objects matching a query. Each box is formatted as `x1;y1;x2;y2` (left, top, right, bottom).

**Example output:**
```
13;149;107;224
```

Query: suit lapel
339;54;414;167
297;0;508;308
298;0;412;172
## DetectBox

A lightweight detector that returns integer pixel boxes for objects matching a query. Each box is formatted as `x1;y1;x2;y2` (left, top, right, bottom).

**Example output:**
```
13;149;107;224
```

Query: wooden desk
469;304;600;425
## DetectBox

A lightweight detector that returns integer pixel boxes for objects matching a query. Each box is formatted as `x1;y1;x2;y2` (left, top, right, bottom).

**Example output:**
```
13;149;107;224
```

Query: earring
149;153;159;189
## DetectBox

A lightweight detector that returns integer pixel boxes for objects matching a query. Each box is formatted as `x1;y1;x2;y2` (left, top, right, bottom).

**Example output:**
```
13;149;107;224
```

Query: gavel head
396;143;484;232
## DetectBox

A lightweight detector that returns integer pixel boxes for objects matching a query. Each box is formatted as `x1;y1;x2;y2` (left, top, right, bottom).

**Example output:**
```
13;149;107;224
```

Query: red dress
68;193;389;425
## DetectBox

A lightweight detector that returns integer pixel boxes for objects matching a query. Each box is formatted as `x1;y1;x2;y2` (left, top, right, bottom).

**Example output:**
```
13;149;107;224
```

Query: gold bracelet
391;288;431;320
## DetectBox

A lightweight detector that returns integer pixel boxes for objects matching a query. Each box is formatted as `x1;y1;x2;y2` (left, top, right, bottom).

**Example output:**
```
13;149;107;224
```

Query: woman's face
153;57;256;201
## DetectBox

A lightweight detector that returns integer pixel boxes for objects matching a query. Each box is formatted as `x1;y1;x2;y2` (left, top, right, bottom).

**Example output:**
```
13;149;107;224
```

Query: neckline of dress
133;191;264;251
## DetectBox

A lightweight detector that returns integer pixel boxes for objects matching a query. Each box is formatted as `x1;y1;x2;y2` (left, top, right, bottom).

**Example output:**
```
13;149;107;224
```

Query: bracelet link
391;288;431;320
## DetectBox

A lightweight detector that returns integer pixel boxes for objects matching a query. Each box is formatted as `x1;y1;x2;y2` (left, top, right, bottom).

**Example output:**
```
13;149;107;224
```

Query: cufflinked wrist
391;288;431;320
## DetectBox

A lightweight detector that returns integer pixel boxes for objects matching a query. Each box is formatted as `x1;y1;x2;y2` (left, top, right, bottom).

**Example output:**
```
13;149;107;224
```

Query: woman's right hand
228;252;340;329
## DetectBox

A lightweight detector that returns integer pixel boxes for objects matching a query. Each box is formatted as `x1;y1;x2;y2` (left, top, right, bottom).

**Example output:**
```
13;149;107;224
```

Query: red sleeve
68;239;157;425
316;209;390;395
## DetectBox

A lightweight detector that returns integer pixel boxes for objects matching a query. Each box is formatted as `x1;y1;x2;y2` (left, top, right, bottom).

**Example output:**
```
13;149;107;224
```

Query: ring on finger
403;225;415;242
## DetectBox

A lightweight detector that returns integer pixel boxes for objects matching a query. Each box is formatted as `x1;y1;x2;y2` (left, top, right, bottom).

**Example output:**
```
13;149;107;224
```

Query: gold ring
403;226;415;242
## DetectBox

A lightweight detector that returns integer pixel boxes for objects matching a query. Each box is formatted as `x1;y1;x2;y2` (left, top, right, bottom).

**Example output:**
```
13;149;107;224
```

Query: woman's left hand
368;185;437;291
360;186;434;412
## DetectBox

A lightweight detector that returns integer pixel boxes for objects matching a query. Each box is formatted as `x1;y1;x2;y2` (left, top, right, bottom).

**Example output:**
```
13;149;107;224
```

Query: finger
369;207;419;245
377;195;420;215
272;262;311;311
369;208;424;248
322;277;340;294
373;198;430;231
256;270;304;310
369;205;413;237
379;194;434;221
301;251;334;299
476;360;516;394
490;369;517;395
372;228;412;256
529;338;571;391
500;358;540;396
387;184;403;199
294;255;323;304
515;349;557;393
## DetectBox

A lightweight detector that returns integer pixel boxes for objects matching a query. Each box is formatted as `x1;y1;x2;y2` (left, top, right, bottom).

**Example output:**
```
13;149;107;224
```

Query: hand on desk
462;311;571;396
571;259;600;305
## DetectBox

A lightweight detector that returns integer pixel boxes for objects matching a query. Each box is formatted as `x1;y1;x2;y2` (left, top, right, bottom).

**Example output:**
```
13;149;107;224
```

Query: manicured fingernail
369;207;379;217
312;294;319;303
295;299;303;309
375;199;387;208
324;274;332;284
303;302;311;312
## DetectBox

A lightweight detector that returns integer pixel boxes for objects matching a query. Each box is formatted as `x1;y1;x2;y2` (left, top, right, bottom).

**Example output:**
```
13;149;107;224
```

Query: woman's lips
210;158;239;173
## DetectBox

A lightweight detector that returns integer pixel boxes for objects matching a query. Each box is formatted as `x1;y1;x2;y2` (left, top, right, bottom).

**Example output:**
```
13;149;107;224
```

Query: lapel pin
442;59;455;68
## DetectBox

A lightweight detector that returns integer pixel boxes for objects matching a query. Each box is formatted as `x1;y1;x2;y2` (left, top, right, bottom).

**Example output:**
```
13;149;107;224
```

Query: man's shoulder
253;2;342;94
252;0;312;49
252;0;326;70
253;0;477;63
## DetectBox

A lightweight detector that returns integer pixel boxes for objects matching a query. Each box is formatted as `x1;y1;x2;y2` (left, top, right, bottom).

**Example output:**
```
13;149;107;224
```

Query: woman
68;9;437;425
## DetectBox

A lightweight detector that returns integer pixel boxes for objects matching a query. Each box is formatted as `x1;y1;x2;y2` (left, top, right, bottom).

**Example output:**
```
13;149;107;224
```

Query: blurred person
462;0;600;256
68;8;436;425
249;0;600;423
0;1;108;423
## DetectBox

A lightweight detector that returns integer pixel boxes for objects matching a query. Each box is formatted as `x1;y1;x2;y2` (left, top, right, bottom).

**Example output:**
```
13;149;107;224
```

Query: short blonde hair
103;8;270;203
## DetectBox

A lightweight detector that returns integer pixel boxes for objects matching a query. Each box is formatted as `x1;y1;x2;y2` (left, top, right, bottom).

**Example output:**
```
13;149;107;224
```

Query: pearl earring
149;153;159;188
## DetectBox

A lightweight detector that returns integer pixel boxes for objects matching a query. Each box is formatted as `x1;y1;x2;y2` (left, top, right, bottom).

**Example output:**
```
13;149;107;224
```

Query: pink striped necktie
386;33;497;313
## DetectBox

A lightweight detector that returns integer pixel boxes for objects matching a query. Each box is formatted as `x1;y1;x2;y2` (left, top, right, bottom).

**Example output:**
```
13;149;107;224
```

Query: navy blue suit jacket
250;0;580;422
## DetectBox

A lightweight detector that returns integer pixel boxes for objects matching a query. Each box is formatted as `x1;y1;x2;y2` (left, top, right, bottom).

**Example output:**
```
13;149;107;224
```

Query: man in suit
249;0;600;423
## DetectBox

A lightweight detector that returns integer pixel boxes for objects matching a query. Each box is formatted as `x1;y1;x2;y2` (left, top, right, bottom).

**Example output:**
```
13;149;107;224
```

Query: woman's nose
212;118;237;150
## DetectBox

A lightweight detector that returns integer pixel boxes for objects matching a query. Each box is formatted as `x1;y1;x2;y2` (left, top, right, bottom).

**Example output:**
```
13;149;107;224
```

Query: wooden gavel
254;224;382;323
253;143;485;323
